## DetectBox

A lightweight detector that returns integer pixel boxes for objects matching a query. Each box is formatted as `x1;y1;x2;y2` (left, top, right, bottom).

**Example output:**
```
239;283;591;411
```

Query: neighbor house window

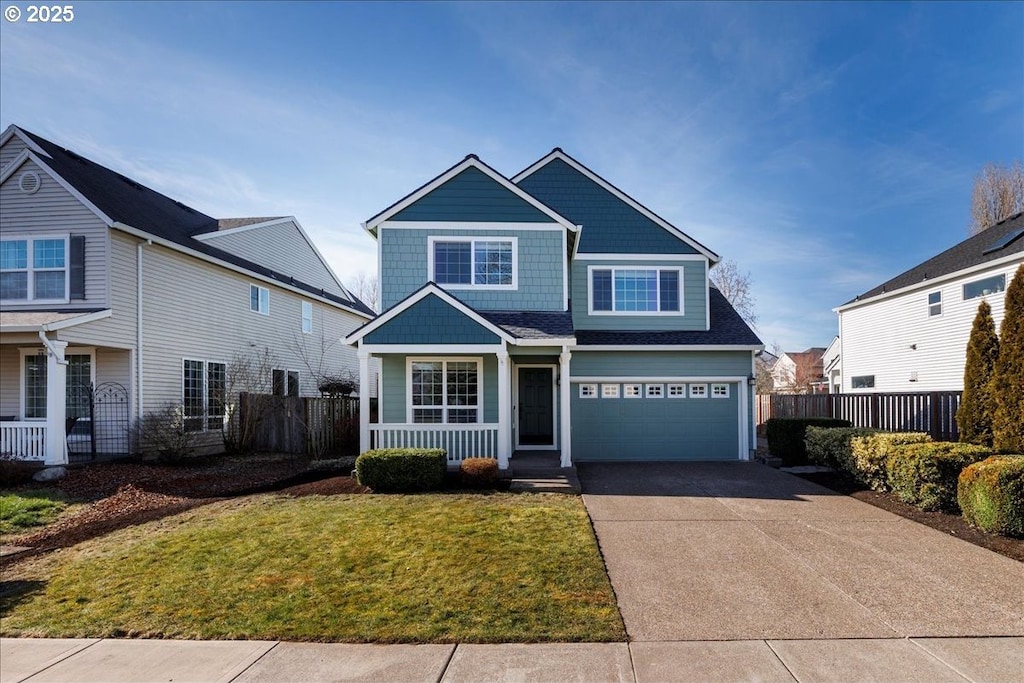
410;359;480;423
601;384;620;399
646;384;664;398
183;359;226;432
711;383;730;398
689;384;707;398
1;236;69;301
590;267;682;314
667;383;686;398
579;384;597;398
21;351;93;419
301;301;312;333
624;383;642;398
272;369;300;396
250;284;269;314
928;291;941;316
287;370;299;397
851;375;875;389
963;274;1006;300
430;237;517;288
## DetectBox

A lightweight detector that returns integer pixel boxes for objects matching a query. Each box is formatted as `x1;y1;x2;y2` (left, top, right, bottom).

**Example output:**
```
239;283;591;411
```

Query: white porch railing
370;424;499;463
0;422;47;460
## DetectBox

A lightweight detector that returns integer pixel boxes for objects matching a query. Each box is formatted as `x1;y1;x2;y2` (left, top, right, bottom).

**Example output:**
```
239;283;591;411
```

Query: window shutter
69;236;86;299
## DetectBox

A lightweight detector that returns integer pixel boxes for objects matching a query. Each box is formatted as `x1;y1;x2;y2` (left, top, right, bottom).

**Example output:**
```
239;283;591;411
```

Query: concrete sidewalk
4;636;1023;683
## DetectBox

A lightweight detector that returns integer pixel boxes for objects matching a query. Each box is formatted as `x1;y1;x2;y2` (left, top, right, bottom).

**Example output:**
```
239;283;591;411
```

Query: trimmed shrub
459;458;499;488
849;432;931;491
354;448;446;492
958;455;1024;537
765;417;851;466
885;442;992;512
957;300;999;446
805;426;877;470
992;264;1024;452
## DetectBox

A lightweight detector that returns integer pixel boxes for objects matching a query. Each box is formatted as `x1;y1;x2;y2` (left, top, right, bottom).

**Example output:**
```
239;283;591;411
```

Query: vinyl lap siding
0;346;21;417
571;350;752;377
840;261;1020;392
200;221;347;298
0;135;29;170
60;231;138;349
571;258;707;331
0;158;109;310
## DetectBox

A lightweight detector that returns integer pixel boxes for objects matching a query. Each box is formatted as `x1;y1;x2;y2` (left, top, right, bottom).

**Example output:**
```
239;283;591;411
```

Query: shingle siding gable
364;293;500;345
392;167;552;223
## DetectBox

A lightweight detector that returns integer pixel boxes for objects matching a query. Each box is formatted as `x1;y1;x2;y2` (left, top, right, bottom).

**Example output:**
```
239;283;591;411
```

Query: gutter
37;329;68;365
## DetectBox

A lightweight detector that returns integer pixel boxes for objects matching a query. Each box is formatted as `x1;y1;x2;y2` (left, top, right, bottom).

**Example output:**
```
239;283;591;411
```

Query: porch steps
508;453;580;493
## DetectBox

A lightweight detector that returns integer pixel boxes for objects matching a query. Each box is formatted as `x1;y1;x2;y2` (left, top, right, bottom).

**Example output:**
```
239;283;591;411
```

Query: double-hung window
250;284;269;314
301;301;313;333
927;291;941;317
1;235;69;302
590;266;682;314
430;237;516;288
410;359;480;423
183;359;227;432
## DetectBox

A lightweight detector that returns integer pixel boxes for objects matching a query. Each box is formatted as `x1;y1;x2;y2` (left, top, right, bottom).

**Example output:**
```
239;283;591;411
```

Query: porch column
358;348;370;454
559;347;572;467
497;347;510;470
44;339;68;466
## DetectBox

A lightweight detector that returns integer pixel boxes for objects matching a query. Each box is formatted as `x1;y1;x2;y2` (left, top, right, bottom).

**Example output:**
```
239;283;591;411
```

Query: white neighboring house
0;125;374;465
836;212;1023;392
822;336;840;394
769;347;826;394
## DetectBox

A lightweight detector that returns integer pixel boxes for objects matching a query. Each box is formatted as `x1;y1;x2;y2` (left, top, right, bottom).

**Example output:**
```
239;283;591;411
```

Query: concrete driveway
579;462;1024;642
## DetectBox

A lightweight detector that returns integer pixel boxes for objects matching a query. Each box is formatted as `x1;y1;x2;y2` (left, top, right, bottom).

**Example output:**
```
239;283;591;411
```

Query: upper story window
1;235;69;302
589;266;682;315
250;284;269;315
301;301;313;333
429;237;517;289
928;291;941;316
963;274;1005;300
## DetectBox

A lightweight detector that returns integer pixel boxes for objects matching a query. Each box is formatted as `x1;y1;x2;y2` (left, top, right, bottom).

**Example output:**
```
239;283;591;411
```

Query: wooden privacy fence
756;391;963;442
239;393;360;456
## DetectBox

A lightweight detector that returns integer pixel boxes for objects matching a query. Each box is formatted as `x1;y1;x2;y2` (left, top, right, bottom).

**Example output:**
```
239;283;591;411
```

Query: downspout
37;328;68;364
137;239;151;421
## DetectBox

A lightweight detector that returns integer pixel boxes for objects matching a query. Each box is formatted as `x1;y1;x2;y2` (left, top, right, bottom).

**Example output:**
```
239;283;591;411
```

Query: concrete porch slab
911;637;1024;683
234;643;456;683
767;638;974;683
23;639;276;683
630;640;796;683
0;638;98;683
440;643;633;683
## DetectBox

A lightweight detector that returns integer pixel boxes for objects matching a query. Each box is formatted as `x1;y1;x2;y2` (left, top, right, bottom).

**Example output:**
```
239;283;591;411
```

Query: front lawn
0;490;68;535
0;492;624;643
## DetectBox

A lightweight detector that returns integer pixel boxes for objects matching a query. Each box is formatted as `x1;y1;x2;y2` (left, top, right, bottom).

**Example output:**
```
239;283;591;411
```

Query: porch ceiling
0;309;111;333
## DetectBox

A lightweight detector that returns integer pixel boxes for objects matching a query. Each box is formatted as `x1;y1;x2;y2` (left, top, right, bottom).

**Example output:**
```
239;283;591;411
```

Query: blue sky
2;1;1021;351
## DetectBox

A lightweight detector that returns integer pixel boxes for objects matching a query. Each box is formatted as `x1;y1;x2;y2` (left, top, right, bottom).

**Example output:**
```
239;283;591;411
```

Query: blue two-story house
345;149;762;470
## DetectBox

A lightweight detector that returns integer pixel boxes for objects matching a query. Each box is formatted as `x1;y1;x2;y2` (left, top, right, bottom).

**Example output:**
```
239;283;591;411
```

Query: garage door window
711;383;730;398
623;384;641;398
601;384;620;398
579;384;597;398
689;384;707;398
667;383;686;398
646;384;664;398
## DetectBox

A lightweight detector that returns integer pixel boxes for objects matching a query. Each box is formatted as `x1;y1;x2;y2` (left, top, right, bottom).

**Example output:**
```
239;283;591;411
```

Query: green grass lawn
0;492;624;643
0;490;68;535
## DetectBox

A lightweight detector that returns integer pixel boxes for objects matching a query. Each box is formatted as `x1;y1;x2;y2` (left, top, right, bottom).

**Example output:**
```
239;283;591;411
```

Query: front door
518;367;554;446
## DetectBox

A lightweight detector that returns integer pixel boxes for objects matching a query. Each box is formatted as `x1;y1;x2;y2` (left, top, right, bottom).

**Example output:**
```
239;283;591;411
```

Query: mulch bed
1;455;366;563
793;470;1024;563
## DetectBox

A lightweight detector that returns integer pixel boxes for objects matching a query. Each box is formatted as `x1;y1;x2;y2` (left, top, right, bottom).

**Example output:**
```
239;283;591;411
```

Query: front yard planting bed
0;492;625;643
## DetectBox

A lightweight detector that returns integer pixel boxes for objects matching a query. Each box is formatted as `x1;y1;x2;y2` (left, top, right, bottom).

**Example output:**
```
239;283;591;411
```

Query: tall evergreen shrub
957;300;999;445
992;264;1024;452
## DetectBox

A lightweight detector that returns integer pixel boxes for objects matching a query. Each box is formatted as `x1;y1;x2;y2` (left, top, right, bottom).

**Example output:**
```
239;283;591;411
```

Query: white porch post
559;347;572;467
44;339;68;466
358;347;370;454
497;346;510;470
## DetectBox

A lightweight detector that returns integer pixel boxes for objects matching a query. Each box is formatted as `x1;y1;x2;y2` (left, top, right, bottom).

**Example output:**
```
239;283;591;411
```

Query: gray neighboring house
0;125;374;465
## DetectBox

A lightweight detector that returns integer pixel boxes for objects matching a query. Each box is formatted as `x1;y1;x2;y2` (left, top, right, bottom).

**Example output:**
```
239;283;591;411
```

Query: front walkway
4;636;1023;682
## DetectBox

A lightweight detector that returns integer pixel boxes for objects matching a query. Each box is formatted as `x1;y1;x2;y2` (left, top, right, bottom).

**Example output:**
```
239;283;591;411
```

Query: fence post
870;394;880;429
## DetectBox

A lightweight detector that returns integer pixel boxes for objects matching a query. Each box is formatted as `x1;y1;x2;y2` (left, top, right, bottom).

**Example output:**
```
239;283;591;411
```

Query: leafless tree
970;161;1024;235
710;259;758;327
345;271;379;312
223;345;278;454
284;329;359;396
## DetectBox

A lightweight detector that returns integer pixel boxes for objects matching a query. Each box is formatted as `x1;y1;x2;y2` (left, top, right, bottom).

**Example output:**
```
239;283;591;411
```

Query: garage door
571;381;741;461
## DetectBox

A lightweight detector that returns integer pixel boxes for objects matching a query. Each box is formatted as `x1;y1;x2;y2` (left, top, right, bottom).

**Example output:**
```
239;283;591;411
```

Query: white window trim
711;383;730;398
646;384;664;398
19;347;95;420
623;383;642;398
406;356;483;424
182;358;227;432
427;236;519;290
601;384;620;399
301;301;313;334
667;383;686;398
250;284;269;315
927;290;942;317
689;384;708;398
1;233;70;304
586;265;684;316
579;383;598;398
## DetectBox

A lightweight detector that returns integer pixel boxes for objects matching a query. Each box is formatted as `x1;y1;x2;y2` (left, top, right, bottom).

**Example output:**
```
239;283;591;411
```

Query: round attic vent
19;171;41;194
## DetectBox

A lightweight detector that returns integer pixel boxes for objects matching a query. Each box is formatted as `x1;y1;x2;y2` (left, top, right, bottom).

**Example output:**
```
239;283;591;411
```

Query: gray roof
16;127;374;316
575;288;762;347
480;311;575;340
848;212;1024;304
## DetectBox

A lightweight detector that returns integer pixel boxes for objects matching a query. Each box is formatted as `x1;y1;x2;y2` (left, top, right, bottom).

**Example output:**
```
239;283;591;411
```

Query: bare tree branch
345;271;379;313
710;259;758;327
970;161;1024;235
